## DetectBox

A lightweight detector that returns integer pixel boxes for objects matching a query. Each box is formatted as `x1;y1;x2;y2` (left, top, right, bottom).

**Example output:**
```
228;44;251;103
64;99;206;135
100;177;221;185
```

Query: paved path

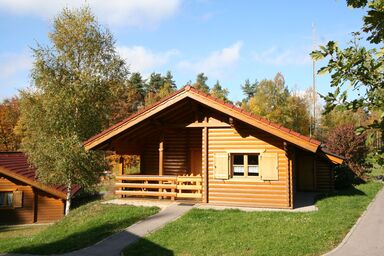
3;203;193;256
326;188;384;256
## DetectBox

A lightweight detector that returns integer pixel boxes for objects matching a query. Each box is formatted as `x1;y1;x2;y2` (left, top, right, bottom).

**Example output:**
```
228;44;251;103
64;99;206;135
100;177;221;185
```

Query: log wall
0;174;65;224
206;127;291;208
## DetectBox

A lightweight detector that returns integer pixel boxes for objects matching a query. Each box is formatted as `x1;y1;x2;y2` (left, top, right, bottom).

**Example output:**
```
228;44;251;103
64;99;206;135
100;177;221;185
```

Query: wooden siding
36;190;64;223
207;127;290;208
0;174;65;224
0;175;35;224
295;149;333;193
315;158;334;192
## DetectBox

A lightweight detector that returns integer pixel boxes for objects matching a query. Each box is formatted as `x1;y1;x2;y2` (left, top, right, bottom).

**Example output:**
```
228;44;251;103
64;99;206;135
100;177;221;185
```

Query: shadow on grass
124;238;175;256
9;217;173;255
313;183;367;205
71;192;104;209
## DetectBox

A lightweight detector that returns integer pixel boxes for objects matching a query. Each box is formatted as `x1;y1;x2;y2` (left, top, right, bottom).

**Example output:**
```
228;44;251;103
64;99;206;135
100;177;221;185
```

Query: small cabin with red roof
0;152;80;224
84;86;342;209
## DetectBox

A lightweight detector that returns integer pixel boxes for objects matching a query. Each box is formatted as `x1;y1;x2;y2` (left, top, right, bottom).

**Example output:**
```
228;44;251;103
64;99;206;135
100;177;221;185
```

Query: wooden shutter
214;153;229;179
12;190;23;208
260;153;278;181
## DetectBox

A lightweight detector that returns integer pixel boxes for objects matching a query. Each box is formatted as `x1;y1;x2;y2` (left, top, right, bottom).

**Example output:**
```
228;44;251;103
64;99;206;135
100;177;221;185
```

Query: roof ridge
84;85;321;147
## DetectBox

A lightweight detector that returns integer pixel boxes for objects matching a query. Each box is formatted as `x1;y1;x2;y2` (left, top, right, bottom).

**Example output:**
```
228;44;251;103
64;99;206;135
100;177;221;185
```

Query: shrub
325;124;368;184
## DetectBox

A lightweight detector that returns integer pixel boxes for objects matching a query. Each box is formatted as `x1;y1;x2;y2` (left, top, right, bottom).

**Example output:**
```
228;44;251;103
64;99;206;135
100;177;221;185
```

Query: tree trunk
65;180;72;216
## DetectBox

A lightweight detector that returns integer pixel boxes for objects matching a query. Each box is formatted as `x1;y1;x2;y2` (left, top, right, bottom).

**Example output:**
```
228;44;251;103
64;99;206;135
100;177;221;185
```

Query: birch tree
17;7;129;215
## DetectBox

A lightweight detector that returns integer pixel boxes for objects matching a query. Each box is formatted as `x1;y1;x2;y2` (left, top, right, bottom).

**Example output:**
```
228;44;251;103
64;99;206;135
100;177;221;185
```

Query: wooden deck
115;175;203;200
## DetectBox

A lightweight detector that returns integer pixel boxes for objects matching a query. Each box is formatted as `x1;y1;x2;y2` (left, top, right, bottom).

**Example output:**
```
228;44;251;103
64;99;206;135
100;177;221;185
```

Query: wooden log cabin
84;86;343;209
0;152;80;224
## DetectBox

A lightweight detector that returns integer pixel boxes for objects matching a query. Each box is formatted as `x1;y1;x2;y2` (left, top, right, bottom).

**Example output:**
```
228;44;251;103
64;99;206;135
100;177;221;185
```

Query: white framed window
232;153;259;177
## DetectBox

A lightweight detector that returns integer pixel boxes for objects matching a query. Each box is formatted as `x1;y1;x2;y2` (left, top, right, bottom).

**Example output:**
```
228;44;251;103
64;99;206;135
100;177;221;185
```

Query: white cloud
178;41;243;78
117;46;179;74
252;47;312;66
0;0;181;27
0;51;32;79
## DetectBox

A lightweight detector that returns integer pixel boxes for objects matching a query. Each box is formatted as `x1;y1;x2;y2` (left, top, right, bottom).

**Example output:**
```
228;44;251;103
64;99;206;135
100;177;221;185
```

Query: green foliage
241;78;258;100
124;182;383;256
0;202;158;254
210;80;230;102
311;0;384;163
318;107;369;140
192;73;210;93
144;71;177;106
0;97;20;151
17;7;129;210
244;73;311;135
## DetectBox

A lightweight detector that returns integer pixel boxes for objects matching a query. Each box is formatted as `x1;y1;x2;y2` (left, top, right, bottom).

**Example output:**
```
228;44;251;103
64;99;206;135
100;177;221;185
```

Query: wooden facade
0;175;65;224
0;152;79;225
85;86;343;209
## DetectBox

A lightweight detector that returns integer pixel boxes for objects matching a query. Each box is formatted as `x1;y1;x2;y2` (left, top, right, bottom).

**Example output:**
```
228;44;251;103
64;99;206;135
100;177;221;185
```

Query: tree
158;71;177;98
0;97;20;151
285;94;311;135
247;73;291;127
144;71;177;106
311;0;383;163
241;79;258;100
17;7;129;215
325;124;368;180
210;80;230;102
243;73;311;134
192;73;210;93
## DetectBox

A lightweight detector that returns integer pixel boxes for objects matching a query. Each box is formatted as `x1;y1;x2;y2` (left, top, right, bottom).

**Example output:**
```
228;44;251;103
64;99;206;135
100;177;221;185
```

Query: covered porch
109;97;214;202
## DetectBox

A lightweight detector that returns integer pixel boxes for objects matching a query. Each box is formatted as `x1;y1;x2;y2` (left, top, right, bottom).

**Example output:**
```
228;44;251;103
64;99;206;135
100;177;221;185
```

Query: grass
0;202;158;254
124;181;383;256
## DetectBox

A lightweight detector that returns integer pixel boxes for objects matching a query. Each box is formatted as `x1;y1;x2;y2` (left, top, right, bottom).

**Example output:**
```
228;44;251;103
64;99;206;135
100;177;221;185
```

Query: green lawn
0;202;158;254
124;181;383;256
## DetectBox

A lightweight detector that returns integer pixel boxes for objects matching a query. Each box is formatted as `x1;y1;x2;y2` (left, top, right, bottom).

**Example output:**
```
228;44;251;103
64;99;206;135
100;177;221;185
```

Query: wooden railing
115;175;203;200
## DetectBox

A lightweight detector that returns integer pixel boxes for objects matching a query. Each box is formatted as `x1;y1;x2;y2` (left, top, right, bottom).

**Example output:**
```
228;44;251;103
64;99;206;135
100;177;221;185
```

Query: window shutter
13;190;23;208
260;153;278;181
214;153;229;179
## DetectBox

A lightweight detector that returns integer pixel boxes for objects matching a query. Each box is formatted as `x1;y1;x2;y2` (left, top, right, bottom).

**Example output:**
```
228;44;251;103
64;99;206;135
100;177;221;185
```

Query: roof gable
0;152;80;199
84;86;322;153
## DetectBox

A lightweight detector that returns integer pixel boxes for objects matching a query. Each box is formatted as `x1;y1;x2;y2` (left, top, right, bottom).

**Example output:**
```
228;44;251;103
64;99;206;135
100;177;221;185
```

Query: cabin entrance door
190;148;202;176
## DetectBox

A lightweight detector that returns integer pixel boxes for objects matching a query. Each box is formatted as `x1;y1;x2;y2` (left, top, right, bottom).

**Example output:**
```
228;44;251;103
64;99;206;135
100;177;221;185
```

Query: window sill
229;177;263;182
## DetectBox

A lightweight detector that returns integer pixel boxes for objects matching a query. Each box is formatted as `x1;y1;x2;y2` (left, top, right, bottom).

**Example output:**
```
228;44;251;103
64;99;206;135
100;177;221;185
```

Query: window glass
0;192;13;207
248;155;259;165
248;154;259;176
232;153;260;177
233;155;244;165
233;154;244;176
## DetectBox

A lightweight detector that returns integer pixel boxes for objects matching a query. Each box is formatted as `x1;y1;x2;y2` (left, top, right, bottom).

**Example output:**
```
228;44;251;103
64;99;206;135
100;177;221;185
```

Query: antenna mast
310;23;317;138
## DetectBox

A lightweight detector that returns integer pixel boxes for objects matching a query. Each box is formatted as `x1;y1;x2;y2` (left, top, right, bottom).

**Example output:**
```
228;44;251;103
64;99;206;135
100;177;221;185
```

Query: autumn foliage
325;124;368;179
0;97;20;151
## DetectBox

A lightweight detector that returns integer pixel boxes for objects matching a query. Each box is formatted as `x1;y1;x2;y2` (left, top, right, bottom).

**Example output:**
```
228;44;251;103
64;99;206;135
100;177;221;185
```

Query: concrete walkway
2;203;193;256
325;188;384;256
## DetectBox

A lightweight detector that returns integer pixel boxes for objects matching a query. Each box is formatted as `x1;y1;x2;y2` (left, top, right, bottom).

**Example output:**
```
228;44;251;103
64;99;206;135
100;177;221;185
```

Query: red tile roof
0;152;80;199
84;85;321;149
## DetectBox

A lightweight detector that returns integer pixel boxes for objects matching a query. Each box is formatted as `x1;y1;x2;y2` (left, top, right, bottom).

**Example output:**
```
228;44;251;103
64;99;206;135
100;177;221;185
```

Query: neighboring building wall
36;190;64;223
0;174;65;224
0;175;35;224
206;126;290;208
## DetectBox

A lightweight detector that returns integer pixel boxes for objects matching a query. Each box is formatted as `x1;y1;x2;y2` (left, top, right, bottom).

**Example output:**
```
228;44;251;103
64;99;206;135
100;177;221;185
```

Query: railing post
118;156;125;198
159;136;164;199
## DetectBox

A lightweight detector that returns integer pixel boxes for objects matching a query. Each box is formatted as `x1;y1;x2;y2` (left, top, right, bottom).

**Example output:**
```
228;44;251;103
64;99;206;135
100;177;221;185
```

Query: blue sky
0;0;366;102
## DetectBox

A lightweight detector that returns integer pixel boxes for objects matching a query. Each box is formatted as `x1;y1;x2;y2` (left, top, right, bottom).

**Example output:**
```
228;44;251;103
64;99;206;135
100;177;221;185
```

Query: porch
115;175;203;201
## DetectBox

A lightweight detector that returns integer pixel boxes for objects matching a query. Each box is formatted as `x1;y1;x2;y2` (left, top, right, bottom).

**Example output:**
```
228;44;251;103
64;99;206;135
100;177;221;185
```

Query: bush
326;124;368;184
